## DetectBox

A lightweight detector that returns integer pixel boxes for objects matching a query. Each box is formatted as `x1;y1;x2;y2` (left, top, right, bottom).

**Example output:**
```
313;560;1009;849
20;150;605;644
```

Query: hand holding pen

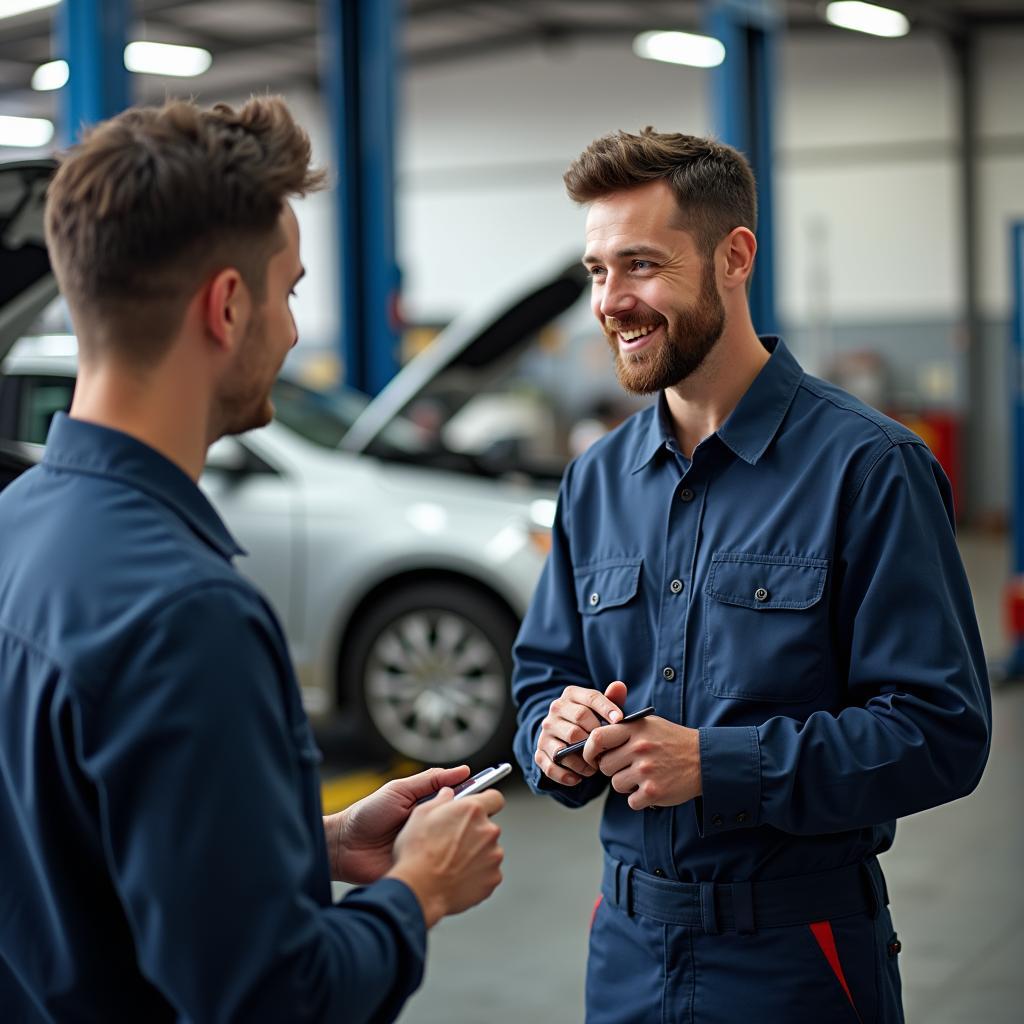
553;705;656;763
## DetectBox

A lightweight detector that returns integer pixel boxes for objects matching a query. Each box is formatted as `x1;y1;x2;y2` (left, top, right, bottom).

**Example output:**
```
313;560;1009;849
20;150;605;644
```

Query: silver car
0;159;588;766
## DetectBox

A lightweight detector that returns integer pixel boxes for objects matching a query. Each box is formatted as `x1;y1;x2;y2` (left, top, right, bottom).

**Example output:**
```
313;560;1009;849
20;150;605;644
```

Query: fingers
604;679;628;709
561;685;624;725
627;781;657;811
535;684;630;785
464;788;505;817
534;744;592;787
404;764;471;800
581;723;631;768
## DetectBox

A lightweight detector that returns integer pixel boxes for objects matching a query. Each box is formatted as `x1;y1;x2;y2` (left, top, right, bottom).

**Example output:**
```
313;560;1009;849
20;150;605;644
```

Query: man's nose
599;274;636;320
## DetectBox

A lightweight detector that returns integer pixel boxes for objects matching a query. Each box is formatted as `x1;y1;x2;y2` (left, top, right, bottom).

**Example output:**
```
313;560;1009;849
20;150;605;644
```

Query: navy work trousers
586;877;904;1022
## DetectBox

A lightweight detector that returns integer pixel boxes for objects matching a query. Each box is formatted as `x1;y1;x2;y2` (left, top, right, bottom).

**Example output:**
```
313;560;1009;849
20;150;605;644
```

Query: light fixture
0;114;54;148
825;2;910;38
0;0;59;21
123;41;212;78
31;59;68;91
633;30;726;69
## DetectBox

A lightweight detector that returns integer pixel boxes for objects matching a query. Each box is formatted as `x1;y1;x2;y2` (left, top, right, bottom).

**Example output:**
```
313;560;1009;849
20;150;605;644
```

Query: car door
200;437;298;640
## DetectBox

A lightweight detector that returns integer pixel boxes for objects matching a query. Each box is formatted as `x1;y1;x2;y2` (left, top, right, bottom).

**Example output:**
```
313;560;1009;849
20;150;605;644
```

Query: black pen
552;705;656;764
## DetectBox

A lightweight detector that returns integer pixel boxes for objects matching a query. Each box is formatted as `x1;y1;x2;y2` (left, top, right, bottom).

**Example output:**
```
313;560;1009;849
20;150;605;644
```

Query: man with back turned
0;97;503;1023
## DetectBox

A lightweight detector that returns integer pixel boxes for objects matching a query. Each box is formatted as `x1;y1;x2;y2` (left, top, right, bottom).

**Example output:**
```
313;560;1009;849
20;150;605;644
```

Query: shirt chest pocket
703;552;829;703
574;558;648;677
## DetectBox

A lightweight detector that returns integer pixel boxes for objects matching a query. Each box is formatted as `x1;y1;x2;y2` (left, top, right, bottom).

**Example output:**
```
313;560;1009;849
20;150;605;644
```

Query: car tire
342;581;518;768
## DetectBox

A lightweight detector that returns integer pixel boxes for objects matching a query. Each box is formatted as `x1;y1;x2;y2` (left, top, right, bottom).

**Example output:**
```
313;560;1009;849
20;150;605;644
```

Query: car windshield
271;378;430;455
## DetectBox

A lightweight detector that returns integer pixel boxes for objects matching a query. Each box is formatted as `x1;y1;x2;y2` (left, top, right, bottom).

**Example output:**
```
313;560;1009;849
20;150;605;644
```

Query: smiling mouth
614;322;661;352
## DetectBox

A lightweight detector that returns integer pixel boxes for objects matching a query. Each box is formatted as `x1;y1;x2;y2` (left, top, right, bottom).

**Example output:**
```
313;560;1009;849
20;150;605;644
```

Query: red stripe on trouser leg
590;894;603;930
809;920;863;1024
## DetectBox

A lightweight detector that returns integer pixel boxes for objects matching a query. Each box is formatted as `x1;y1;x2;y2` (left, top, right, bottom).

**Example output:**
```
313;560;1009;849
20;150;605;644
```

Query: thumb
605;680;628;709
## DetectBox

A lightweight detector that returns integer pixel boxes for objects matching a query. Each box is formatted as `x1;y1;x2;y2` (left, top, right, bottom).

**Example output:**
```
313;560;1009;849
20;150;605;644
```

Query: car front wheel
343;581;518;767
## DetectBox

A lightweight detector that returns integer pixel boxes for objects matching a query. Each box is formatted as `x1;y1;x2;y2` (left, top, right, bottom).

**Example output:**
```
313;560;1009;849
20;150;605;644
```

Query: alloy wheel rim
364;608;507;761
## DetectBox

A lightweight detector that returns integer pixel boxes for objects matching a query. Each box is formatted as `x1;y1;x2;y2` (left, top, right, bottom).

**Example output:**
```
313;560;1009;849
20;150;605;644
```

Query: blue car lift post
1005;223;1024;680
58;0;131;142
320;0;401;397
703;0;780;336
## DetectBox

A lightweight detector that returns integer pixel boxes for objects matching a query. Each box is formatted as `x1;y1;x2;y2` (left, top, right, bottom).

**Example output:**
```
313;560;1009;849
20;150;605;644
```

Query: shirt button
589;592;600;606
662;666;675;681
679;487;695;502
653;868;666;878
754;587;769;602
711;814;723;827
669;579;683;594
736;811;749;824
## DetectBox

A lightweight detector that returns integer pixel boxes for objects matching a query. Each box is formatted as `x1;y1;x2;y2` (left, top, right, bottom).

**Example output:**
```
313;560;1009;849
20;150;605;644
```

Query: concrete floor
379;531;1024;1023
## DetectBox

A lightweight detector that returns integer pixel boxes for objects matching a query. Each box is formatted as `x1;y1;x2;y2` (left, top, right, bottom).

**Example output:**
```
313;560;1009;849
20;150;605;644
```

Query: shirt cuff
696;726;761;836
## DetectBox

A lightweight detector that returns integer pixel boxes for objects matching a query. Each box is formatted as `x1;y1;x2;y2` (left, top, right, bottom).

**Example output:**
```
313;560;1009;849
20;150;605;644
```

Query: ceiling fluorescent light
0;114;54;148
825;2;910;38
32;59;68;91
0;0;59;20
124;41;212;78
633;30;725;69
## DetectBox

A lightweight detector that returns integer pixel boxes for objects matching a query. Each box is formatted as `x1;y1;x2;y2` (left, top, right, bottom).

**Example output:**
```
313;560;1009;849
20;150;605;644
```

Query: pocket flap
706;552;827;610
575;558;643;615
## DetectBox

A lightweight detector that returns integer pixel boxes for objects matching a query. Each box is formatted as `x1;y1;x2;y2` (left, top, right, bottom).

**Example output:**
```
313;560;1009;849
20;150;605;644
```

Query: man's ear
202;267;250;352
718;227;757;292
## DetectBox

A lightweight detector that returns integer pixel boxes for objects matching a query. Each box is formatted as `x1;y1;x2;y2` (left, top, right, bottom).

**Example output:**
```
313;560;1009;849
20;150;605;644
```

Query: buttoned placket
644;443;707;878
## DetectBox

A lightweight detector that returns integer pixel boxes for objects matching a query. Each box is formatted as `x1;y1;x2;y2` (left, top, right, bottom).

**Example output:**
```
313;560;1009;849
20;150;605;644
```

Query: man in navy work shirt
0;98;504;1023
512;129;991;1023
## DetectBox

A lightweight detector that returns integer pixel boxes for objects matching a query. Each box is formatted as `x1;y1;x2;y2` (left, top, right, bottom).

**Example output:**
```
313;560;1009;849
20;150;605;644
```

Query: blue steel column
1005;223;1024;679
320;0;401;396
702;0;779;336
58;0;131;143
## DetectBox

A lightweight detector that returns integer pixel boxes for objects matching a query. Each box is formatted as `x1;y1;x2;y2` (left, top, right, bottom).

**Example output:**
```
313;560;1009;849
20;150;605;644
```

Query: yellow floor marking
320;760;422;814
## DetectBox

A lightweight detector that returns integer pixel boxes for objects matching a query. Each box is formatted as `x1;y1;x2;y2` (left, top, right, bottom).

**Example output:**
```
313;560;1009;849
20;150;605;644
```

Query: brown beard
605;259;726;395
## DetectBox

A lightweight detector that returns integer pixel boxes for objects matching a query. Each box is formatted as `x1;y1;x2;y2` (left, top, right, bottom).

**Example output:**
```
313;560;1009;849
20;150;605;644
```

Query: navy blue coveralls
513;338;991;1023
0;415;426;1023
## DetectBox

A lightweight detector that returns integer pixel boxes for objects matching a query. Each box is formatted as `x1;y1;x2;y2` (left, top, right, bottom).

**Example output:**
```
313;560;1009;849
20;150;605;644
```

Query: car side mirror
204;437;252;475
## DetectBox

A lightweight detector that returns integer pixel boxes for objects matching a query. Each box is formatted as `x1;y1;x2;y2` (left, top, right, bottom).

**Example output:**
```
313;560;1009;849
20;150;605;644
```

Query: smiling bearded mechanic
0;97;505;1024
511;128;991;1024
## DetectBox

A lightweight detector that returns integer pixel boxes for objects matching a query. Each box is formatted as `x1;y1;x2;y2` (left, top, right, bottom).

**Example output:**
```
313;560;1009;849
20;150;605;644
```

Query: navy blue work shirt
513;338;991;882
0;414;424;1023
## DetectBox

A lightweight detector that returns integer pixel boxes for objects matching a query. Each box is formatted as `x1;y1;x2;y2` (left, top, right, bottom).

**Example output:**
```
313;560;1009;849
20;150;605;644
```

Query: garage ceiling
0;0;1021;116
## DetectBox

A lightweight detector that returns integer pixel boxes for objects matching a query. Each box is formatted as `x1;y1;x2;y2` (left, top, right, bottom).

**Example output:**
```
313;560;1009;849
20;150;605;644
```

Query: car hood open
0;160;58;365
340;259;589;455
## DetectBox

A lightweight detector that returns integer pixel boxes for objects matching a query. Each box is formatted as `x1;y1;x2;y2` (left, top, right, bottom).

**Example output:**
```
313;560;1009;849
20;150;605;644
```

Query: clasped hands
534;680;702;810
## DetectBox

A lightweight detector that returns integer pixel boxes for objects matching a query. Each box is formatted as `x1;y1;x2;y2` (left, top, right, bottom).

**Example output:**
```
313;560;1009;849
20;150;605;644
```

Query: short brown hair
45;96;326;364
564;128;757;256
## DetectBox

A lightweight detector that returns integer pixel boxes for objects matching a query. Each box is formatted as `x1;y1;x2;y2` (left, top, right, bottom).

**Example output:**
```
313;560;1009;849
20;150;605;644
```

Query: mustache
604;312;667;333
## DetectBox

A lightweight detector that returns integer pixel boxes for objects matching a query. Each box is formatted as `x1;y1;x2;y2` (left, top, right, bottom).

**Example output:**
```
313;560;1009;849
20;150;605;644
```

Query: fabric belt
601;852;889;935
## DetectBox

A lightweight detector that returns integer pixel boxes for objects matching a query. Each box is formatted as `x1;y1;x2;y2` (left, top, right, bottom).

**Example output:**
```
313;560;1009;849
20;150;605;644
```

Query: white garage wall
398;39;711;321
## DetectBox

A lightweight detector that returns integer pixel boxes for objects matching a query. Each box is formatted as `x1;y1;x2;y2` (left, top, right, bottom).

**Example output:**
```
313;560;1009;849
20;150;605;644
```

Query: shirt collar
630;336;803;473
42;413;245;561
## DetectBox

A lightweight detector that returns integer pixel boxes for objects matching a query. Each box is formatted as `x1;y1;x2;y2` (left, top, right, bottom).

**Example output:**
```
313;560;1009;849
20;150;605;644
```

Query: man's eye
632;260;653;271
587;266;606;278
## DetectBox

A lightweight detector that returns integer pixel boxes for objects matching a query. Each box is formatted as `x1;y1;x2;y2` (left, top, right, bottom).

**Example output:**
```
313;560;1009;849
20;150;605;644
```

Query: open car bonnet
340;259;589;455
0;160;58;365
